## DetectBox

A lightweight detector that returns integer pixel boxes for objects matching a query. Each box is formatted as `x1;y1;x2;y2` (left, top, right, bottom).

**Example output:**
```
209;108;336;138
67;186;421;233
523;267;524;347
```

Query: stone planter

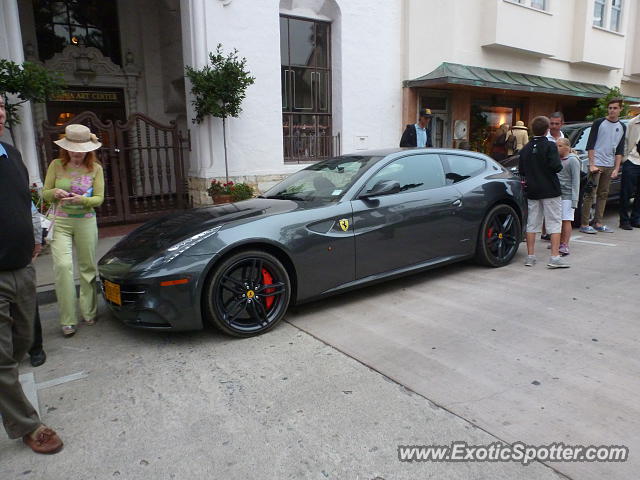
212;194;233;204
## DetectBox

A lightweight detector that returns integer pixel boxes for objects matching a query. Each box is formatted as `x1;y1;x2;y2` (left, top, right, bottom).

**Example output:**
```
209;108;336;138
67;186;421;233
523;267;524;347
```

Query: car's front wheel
204;250;291;337
475;204;522;267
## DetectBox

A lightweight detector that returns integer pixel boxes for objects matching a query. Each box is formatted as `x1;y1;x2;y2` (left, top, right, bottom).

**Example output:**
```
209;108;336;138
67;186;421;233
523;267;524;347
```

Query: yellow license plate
104;280;121;306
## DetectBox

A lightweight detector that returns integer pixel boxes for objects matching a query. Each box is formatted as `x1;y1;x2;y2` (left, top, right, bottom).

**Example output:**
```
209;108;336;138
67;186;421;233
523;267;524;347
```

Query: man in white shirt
540;112;566;240
546;112;565;143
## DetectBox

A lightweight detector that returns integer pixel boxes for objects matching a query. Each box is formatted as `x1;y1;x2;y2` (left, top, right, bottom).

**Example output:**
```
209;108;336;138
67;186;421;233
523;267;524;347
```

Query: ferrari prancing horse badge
339;219;349;232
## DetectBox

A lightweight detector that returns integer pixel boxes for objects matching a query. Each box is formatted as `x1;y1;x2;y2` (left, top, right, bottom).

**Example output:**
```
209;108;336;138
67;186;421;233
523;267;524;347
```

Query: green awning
405;62;640;102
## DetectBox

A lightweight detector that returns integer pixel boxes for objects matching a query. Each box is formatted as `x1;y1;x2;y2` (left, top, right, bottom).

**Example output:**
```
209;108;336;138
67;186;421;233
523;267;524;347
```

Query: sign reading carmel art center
51;90;121;103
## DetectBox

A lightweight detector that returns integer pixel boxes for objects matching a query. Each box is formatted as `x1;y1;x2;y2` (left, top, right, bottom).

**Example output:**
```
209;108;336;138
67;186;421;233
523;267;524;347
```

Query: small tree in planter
0;59;65;144
185;44;255;182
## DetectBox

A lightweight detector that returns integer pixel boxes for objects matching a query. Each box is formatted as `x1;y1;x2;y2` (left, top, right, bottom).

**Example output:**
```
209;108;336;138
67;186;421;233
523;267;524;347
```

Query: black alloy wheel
204;250;291;337
476;204;522;267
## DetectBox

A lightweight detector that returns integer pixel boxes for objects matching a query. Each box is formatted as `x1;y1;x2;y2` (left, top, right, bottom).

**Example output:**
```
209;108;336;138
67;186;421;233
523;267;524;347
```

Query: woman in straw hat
43;124;104;336
510;120;530;154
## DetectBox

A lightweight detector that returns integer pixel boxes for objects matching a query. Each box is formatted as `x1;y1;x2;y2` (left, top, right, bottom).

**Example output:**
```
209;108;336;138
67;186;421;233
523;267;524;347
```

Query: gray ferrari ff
98;148;525;337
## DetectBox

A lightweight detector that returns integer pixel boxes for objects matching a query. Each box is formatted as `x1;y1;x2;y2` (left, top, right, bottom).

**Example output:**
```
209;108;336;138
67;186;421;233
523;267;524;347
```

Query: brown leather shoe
23;426;63;454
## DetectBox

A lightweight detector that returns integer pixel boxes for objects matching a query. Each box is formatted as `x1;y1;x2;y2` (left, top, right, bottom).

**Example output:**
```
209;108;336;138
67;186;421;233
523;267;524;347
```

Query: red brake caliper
261;268;275;309
487;227;494;239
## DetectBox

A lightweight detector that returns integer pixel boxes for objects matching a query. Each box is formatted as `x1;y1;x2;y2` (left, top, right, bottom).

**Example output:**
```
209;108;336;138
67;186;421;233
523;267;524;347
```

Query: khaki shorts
526;197;562;234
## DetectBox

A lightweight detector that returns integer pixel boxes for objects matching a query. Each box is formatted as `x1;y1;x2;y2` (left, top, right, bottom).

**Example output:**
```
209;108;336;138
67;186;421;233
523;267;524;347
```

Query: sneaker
559;243;569;256
594;225;614;233
23;426;63;454
540;234;551;241
524;255;537;267
632;223;640;228
548;256;570;268
620;223;633;230
579;226;597;234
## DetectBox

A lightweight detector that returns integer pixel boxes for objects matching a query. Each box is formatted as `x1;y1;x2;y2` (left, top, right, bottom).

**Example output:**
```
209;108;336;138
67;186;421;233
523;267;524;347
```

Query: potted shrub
185;44;255;182
207;179;254;204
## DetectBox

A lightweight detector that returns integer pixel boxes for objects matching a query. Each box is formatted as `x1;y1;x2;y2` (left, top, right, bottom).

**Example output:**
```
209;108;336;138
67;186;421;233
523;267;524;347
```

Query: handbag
493;133;507;147
44;205;57;242
506;132;518;152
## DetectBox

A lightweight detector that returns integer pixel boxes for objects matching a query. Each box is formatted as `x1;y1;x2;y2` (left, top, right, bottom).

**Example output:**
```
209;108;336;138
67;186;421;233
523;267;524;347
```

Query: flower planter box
212;194;233;204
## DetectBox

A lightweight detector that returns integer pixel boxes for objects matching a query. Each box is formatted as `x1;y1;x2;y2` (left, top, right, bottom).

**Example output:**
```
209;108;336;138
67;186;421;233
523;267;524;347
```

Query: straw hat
512;120;528;130
54;124;102;152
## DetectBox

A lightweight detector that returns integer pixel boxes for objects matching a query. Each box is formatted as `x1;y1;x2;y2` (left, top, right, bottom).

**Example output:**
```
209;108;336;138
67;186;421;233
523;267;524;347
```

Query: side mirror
359;180;401;199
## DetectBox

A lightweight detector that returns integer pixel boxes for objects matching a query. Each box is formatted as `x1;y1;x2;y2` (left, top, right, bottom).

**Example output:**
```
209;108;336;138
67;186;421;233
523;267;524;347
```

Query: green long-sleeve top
43;158;105;217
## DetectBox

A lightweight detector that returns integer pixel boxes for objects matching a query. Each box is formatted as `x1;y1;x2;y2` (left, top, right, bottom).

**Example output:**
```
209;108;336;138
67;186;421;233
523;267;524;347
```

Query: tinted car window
443;155;485;184
573;126;591;152
363;154;446;194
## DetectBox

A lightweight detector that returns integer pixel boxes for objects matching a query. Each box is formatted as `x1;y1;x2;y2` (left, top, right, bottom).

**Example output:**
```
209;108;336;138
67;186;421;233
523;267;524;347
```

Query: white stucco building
401;0;640;151
1;0;639;223
1;0;403;220
182;0;404;204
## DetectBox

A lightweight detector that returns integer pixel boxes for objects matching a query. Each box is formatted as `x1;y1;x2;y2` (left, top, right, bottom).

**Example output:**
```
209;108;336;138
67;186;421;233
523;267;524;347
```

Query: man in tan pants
0;95;63;454
579;98;626;233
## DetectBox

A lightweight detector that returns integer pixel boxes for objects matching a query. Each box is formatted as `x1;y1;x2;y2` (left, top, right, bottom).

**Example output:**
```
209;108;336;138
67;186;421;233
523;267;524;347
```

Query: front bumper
99;273;204;331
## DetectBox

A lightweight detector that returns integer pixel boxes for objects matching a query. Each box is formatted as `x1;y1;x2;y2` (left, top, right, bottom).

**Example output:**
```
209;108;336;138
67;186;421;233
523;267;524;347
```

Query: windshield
264;155;381;202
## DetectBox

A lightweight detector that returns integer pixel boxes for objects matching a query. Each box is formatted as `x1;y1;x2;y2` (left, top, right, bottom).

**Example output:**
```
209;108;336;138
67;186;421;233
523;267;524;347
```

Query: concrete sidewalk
35;223;140;304
4;303;564;480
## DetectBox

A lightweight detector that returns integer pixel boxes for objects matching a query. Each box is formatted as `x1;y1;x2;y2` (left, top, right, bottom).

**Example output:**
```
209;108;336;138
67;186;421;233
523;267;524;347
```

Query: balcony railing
284;133;341;163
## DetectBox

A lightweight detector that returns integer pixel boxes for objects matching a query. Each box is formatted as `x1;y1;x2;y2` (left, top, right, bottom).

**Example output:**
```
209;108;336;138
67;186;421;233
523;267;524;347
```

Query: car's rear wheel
475;204;521;267
204;250;291;337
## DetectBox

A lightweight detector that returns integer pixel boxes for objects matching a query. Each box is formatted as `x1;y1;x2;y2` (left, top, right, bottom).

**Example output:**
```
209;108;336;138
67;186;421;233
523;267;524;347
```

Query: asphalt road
2;211;636;480
289;210;640;480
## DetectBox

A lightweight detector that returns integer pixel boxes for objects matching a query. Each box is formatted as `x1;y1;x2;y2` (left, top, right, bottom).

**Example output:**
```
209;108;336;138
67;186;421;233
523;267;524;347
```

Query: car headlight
139;225;224;272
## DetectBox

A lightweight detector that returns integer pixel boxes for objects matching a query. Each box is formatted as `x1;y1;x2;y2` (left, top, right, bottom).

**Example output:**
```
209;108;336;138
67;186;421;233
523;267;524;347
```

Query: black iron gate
40;111;190;225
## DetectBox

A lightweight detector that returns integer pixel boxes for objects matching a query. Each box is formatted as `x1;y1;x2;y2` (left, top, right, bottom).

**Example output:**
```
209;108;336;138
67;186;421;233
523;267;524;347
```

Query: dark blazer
400;124;432;148
0;141;34;270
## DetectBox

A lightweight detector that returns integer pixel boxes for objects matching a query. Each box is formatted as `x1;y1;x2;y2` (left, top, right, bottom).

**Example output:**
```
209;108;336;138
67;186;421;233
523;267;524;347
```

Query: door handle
452;199;462;207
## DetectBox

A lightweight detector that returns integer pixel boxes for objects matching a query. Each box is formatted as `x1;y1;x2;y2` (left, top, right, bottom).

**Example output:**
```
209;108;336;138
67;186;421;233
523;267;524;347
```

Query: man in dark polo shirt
0;95;63;453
